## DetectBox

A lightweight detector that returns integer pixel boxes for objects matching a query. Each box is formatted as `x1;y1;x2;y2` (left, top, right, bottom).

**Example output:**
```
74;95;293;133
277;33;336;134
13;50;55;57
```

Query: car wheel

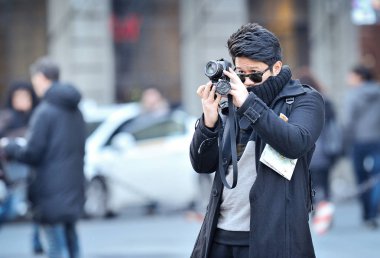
84;177;108;218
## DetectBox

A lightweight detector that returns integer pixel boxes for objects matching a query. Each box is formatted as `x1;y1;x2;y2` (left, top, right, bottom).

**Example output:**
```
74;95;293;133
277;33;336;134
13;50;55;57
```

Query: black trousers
209;241;249;258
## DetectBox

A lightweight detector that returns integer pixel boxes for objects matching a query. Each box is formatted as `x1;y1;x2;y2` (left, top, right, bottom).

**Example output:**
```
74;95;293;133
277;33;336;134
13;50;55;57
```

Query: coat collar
271;79;308;107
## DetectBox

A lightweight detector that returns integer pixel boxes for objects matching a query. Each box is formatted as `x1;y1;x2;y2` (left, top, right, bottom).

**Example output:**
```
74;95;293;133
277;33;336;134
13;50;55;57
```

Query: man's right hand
196;81;221;128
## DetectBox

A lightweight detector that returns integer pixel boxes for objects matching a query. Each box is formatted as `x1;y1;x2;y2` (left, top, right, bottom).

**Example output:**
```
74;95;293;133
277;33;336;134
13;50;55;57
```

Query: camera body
204;59;232;95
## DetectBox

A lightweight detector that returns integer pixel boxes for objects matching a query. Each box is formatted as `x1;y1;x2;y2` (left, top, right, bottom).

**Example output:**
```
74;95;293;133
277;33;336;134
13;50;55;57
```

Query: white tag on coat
259;144;297;180
259;113;297;180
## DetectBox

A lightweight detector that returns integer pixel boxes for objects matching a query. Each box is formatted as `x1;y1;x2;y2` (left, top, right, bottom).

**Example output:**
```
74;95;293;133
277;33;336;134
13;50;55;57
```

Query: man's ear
272;61;283;76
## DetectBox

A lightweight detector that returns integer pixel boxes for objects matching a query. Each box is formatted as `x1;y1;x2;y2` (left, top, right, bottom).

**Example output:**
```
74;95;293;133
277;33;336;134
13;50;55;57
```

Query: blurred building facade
0;0;379;115
111;0;180;103
0;0;47;96
48;0;115;104
0;0;114;104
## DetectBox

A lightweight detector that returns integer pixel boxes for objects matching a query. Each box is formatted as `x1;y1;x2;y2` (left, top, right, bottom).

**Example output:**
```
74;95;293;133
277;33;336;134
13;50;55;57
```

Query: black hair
352;64;374;82
227;23;282;66
29;56;60;81
5;80;39;109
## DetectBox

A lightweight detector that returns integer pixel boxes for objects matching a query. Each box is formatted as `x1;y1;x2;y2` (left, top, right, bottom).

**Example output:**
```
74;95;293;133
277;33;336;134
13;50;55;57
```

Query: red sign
111;14;142;43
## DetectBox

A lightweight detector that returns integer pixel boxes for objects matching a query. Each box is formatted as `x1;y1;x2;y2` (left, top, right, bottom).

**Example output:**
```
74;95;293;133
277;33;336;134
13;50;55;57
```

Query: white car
80;100;134;137
84;104;201;218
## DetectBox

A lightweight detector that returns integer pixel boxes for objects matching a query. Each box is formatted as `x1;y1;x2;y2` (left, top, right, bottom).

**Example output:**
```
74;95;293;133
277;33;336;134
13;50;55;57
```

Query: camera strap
218;94;238;189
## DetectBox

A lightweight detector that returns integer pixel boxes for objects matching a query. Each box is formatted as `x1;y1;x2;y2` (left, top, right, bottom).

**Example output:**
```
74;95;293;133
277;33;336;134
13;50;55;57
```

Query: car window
107;111;187;144
129;118;185;141
86;121;103;138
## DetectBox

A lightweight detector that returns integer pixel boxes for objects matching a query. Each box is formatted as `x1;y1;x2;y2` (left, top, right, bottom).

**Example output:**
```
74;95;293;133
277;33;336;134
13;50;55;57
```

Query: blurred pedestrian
124;87;170;131
343;64;380;229
0;80;38;138
0;81;38;211
190;23;324;258
0;81;44;254
2;56;86;258
297;67;342;235
140;87;170;116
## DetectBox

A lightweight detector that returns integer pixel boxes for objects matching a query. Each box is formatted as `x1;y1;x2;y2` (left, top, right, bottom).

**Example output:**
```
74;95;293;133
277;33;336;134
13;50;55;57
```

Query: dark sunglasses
237;66;271;83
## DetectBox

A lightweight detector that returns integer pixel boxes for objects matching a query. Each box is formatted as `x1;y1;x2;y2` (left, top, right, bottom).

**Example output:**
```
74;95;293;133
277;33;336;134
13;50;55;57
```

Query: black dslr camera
204;59;232;95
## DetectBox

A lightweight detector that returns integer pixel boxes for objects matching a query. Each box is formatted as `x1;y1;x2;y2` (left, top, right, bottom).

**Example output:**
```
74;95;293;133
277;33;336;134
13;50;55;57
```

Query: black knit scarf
248;65;292;106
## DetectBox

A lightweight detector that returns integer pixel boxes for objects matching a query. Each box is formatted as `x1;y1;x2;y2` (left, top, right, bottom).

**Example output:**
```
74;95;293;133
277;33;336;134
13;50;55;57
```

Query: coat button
212;188;218;197
223;158;228;165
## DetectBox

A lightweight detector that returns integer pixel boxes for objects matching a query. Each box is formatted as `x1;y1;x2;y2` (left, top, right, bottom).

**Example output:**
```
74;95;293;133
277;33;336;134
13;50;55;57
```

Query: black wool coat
189;80;325;258
10;83;86;224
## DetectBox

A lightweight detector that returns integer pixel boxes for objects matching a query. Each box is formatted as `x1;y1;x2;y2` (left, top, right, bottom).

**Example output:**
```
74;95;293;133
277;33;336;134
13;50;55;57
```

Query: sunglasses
237;66;271;83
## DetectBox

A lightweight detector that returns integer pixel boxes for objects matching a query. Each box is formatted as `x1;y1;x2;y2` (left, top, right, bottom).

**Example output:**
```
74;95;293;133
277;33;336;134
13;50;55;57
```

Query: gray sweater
217;140;257;231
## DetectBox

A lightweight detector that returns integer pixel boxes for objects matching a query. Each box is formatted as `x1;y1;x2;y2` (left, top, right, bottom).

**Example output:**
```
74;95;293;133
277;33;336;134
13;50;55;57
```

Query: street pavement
0;200;379;258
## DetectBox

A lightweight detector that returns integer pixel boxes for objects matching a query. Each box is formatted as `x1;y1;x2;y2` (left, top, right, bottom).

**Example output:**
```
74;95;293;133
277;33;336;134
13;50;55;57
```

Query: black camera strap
218;94;238;189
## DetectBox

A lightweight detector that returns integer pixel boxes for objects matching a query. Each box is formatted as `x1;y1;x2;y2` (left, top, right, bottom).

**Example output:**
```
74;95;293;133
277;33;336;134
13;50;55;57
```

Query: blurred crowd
296;64;380;235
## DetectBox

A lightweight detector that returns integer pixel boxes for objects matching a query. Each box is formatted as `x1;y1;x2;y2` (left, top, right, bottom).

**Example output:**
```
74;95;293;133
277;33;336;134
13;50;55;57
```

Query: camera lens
205;61;223;80
205;62;217;74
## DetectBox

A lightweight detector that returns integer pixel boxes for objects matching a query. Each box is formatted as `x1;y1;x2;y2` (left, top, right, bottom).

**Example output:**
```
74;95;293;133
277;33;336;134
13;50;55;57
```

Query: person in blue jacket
189;23;324;258
3;57;86;258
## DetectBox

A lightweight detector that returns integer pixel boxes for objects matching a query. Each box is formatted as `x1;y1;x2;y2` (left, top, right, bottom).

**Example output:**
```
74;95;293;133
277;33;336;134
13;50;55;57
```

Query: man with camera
189;23;324;258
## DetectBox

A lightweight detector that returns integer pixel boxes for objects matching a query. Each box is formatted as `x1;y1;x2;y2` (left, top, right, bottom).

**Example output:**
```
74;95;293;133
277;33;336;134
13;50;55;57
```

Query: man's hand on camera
223;67;249;108
197;81;221;128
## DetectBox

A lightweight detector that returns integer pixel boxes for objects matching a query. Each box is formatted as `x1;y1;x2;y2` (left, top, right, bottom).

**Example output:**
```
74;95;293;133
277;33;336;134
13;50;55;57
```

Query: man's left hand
223;67;249;108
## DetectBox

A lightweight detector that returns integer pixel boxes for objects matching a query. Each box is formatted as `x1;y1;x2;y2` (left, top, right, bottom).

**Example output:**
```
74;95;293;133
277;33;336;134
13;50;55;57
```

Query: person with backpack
189;23;325;258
